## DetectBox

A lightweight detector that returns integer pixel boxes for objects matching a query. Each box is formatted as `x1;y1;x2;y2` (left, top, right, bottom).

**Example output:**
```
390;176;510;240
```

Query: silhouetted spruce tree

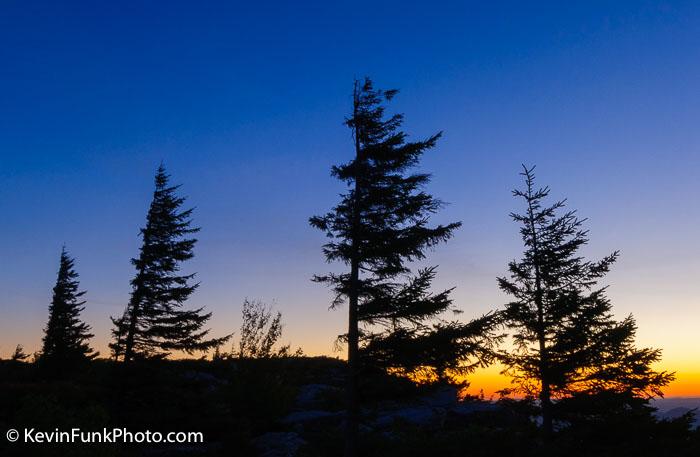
110;165;227;361
311;78;495;456
11;344;30;362
41;247;97;368
499;165;674;436
359;267;502;384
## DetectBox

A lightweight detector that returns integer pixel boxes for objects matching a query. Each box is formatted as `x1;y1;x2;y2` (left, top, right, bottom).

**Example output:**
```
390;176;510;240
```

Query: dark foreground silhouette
3;79;696;457
0;357;697;457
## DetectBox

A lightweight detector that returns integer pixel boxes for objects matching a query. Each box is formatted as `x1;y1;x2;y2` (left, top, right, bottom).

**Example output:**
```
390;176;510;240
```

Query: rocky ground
1;357;698;457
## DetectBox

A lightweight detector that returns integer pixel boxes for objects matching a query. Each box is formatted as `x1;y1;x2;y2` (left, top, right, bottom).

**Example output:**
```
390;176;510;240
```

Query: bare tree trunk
345;259;360;457
344;79;362;457
123;312;137;362
534;247;552;436
123;290;142;363
526;174;553;438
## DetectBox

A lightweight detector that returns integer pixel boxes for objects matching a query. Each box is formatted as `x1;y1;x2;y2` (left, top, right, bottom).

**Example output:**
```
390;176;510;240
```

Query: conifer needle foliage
41;247;97;368
111;165;228;361
499;165;674;434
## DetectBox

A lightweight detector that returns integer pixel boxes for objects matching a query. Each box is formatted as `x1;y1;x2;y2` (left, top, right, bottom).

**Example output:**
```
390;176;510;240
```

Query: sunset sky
1;1;698;396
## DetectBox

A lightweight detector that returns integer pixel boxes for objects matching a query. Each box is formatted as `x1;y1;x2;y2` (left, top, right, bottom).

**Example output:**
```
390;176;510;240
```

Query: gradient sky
1;1;698;396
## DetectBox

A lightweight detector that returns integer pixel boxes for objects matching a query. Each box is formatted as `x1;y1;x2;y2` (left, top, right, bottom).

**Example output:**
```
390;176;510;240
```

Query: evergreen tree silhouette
110;164;227;361
311;78;491;456
11;344;30;362
499;165;674;436
41;247;97;368
360;267;502;385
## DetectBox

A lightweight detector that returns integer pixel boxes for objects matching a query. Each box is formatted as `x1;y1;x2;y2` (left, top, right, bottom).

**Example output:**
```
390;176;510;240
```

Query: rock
449;401;498;417
444;401;504;428
419;385;459;408
281;410;343;425
182;370;227;391
371;396;496;429
295;383;340;409
140;443;221;456
252;432;306;457
374;405;445;428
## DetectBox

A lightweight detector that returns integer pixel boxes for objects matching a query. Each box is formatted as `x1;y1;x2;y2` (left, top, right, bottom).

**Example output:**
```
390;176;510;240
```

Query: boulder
418;385;459;408
181;371;227;392
281;409;343;425
295;383;341;409
374;405;445;428
252;432;306;457
449;401;498;417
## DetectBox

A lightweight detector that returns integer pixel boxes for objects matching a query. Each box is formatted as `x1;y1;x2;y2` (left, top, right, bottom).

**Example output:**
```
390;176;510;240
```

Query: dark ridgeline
310;78;498;457
499;165;674;436
40;247;97;370
110;164;228;361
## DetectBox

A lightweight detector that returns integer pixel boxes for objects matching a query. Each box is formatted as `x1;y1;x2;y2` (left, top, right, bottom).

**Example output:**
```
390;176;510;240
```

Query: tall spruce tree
41;247;97;367
110;165;227;361
311;78;497;457
499;165;674;435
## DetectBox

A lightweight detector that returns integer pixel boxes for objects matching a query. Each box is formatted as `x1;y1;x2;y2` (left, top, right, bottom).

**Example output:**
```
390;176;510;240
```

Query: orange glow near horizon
5;338;699;398
460;364;700;399
661;371;700;397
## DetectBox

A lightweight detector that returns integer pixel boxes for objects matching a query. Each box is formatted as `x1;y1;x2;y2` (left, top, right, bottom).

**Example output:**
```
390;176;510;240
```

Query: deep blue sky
1;1;699;389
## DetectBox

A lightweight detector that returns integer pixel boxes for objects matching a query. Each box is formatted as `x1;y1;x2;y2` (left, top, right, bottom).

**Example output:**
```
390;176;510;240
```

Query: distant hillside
652;397;700;428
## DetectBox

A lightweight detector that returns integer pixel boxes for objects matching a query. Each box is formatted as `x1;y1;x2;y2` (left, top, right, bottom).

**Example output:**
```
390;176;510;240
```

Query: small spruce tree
41;247;97;368
11;344;30;362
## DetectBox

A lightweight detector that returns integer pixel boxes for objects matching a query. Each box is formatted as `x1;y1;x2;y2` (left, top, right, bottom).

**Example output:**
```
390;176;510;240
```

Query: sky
1;1;698;396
